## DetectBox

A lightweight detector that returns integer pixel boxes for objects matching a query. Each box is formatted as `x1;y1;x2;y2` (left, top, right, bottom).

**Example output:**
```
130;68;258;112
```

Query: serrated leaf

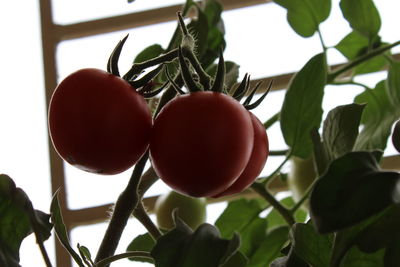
274;0;331;37
310;151;400;234
247;226;289;267
134;44;164;64
339;0;381;41
0;174;52;267
354;81;400;151
126;232;155;264
280;53;327;158
322;103;365;163
50;191;84;267
151;222;242;267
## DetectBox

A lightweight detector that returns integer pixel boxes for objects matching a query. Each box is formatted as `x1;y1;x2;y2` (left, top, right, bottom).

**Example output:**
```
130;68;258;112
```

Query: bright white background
0;0;399;266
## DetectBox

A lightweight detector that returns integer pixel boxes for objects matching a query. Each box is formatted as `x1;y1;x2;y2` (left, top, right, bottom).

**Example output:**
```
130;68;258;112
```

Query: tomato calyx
107;34;128;77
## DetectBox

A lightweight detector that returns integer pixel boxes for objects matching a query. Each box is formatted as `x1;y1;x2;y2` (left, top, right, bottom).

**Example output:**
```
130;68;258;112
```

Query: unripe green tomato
287;156;317;203
154;190;207;230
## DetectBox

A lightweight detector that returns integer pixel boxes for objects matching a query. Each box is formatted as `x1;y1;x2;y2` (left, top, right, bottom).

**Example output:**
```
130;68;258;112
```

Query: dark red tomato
150;91;254;197
213;112;269;197
48;68;152;175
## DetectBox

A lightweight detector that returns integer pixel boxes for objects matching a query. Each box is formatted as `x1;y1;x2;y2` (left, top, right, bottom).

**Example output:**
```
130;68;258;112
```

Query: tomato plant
154;190;206;230
3;0;400;266
213;112;269;198
150;91;254;197
48;68;152;175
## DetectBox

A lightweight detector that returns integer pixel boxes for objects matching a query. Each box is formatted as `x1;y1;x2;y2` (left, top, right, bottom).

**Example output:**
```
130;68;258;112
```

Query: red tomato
48;68;152;175
150;91;254;197
213;112;269;197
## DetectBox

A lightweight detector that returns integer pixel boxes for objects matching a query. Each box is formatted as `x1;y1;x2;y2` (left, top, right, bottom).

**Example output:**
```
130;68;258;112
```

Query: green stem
269;149;289;156
290;178;318;214
317;27;327;54
27;203;53;267
263;111;280;129
328;40;400;82
94;152;149;264
183;47;212;90
133;201;162;240
260;150;292;185
251;182;295;226
95;251;152;267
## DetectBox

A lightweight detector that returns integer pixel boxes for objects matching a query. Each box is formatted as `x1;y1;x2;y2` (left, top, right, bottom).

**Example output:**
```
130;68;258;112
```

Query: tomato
213;112;269;197
392;120;400;153
154;190;207;230
48;68;152;175
287;156;316;204
150;91;254;197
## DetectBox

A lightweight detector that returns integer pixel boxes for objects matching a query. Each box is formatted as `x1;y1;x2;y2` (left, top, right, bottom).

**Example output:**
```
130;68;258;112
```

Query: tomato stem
133;201;163;240
263;111;280;129
183;47;212;90
251;182;295;226
261;150;292;186
94;152;149;264
290;178;318;214
327;40;400;83
95;251;152;267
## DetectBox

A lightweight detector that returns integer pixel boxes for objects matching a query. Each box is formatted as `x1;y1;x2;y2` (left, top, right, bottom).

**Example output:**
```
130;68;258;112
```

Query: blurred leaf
238;217;268;257
51;191;84;267
220;251;248;267
354;81;400;151
247;226;289;267
206;61;240;90
322;103;365;163
215;198;266;238
384;234;400;266
126;232;156;264
340;246;384;267
151;218;243;267
134;44;164;64
386;60;400;106
0;174;52;267
310;151;400;234
274;0;331;37
280;53;327;158
339;0;381;41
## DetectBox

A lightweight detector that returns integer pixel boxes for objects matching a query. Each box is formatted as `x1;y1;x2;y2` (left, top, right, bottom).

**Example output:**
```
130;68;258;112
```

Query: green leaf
238;217;268;257
386;60;400;106
322;103;365;163
341;246;384;267
335;31;386;75
273;0;331;37
339;0;381;41
384;234;400;266
220;251;248;267
0;174;52;267
280;53;327;158
291;222;333;266
215;198;266;239
133;44;164;64
310;151;400;234
247;226;289;267
50;191;84;267
126;233;155;264
151;219;242;267
354;81;400;151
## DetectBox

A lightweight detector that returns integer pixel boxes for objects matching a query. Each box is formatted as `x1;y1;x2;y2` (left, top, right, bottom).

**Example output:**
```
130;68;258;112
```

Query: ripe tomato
213;112;269;197
154;190;206;230
150;91;254;197
48;68;152;175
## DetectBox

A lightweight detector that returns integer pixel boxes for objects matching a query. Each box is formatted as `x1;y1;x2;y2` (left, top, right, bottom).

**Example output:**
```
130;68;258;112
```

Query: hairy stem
133;201;162;240
94;152;149;264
